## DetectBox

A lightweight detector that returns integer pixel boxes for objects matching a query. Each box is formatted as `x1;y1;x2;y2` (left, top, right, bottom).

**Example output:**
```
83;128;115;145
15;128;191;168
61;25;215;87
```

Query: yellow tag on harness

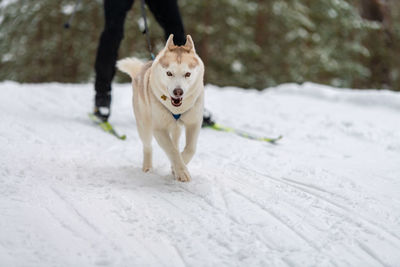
161;95;167;101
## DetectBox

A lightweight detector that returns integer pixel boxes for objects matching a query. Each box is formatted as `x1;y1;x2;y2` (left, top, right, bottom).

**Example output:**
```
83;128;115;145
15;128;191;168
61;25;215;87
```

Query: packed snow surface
1;81;400;267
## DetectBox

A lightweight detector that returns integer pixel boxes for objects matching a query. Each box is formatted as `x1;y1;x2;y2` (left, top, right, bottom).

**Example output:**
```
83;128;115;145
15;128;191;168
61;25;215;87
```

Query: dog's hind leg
154;129;190;182
142;143;152;173
137;122;153;172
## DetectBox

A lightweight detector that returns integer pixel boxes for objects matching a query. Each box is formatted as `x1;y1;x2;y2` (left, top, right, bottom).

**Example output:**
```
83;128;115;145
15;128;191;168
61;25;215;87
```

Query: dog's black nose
173;88;183;97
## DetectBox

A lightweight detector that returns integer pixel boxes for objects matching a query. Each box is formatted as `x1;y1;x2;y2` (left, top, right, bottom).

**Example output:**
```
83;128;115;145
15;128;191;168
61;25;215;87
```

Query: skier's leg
145;0;186;45
94;0;134;121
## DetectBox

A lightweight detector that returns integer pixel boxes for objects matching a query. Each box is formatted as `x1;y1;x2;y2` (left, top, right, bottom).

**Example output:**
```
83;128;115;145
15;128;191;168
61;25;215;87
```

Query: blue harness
172;113;181;120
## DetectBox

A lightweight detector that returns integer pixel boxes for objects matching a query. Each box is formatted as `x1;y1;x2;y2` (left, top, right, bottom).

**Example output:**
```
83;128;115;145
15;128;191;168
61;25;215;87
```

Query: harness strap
140;0;155;60
63;0;83;28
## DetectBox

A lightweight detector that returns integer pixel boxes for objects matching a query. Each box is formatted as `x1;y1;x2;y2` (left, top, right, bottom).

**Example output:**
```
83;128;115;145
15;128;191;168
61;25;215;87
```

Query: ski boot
93;106;110;122
202;108;215;127
94;92;111;122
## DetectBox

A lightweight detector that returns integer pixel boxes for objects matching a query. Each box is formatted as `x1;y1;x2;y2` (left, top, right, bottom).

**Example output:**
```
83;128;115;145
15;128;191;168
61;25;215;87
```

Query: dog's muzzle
171;87;183;107
171;96;182;107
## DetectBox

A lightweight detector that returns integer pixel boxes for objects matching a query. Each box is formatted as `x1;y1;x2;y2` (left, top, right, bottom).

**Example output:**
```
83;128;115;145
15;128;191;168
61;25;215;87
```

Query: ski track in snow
1;81;400;267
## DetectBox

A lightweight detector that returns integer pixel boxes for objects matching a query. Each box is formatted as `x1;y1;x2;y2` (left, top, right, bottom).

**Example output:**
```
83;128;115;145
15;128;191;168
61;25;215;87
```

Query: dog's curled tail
116;57;144;79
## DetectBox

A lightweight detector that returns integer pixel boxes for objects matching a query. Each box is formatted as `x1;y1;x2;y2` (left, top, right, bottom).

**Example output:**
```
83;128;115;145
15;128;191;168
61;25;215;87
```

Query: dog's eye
166;71;173;77
185;72;191;78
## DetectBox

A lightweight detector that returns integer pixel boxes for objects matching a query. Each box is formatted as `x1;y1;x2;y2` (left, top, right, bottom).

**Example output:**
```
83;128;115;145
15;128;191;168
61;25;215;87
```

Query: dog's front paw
142;167;151;172
171;166;175;176
175;168;191;182
142;163;152;173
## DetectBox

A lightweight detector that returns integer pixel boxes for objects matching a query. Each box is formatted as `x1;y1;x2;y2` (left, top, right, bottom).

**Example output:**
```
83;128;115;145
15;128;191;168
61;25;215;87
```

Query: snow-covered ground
1;81;400;267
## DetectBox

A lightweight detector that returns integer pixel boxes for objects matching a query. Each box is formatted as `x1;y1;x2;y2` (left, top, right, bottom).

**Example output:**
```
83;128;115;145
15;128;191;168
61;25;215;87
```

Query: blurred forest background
0;0;399;91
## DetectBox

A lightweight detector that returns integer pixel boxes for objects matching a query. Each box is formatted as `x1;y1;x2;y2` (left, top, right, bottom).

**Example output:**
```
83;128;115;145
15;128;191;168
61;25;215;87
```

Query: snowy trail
1;81;400;266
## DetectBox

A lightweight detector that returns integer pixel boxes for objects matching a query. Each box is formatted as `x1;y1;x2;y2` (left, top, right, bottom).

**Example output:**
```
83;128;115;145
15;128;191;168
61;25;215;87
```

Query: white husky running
117;34;204;182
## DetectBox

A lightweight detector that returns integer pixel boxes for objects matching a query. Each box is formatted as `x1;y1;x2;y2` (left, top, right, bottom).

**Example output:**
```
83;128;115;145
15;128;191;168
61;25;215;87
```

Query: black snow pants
94;0;186;107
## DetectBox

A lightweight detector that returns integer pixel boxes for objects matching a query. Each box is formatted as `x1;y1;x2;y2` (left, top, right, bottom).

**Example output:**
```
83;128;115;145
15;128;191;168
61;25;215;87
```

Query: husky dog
117;34;204;182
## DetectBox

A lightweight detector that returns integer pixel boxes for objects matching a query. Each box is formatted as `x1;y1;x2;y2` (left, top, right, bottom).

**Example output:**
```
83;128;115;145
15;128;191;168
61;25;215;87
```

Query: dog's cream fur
117;35;204;182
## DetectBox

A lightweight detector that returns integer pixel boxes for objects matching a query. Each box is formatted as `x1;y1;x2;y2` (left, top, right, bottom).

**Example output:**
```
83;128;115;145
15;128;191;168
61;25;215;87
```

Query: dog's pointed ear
184;35;195;53
166;34;175;50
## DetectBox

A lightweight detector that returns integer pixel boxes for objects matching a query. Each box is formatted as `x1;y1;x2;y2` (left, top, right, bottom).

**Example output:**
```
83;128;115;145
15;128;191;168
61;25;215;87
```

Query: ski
205;123;282;144
88;113;126;140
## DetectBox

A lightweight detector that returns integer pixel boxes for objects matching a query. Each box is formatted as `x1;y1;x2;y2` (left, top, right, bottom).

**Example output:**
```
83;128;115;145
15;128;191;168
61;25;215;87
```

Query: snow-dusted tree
0;0;399;91
179;0;384;89
0;0;162;83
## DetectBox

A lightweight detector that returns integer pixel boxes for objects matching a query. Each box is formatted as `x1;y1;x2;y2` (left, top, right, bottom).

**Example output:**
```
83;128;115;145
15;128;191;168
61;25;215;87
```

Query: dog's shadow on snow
91;164;215;198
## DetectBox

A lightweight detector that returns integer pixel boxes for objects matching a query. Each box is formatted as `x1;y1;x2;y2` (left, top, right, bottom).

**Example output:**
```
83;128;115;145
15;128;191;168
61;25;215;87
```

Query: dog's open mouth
171;97;182;107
